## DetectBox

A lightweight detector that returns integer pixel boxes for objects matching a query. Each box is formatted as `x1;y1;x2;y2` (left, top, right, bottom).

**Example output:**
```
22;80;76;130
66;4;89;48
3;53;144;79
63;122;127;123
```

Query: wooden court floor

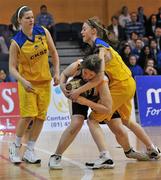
0;126;161;180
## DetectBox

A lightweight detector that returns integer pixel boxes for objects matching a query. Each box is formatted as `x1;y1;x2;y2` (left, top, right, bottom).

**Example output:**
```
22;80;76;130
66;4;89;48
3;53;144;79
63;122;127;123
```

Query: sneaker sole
49;166;63;170
48;163;63;170
86;164;115;169
22;157;41;164
9;156;22;165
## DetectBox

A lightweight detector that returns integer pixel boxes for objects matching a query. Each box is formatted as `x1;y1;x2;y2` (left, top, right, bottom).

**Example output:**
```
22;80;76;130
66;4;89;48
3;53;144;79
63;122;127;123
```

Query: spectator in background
149;39;161;74
132;39;144;59
127;32;139;49
118;6;131;27
0;69;7;82
144;65;158;75
154;27;161;50
120;44;132;66
128;55;143;78
36;5;55;40
145;58;156;67
107;15;126;42
146;14;158;39
138;45;153;68
150;39;160;60
0;69;12;82
156;7;161;26
144;58;158;75
128;55;143;109
0;36;9;54
137;6;147;26
125;12;145;39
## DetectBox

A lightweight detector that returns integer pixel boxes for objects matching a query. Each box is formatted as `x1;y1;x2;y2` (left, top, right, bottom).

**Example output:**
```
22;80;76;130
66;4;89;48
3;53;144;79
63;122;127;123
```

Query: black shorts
99;111;121;124
72;102;121;121
72;102;89;119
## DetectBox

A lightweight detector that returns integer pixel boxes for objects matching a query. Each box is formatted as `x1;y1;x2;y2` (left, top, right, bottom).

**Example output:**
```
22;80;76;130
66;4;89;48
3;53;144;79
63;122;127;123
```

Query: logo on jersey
30;49;47;60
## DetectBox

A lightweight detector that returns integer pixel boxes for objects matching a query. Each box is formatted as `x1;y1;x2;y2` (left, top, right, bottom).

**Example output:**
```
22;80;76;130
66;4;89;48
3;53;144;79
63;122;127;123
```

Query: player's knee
69;121;83;135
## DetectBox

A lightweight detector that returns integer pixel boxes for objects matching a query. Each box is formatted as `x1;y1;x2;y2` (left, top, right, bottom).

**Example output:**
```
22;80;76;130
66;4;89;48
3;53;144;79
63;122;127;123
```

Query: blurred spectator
106;30;120;50
137;6;147;26
154;27;161;50
107;15;126;41
150;39;160;59
128;55;143;78
146;14;158;39
127;32;139;49
144;65;158;75
138;45;153;68
0;36;8;54
132;39;144;59
36;5;55;40
120;44;132;65
125;12;145;39
156;7;161;26
118;6;131;27
0;69;6;82
149;39;161;74
128;54;143;109
145;58;156;68
0;69;11;82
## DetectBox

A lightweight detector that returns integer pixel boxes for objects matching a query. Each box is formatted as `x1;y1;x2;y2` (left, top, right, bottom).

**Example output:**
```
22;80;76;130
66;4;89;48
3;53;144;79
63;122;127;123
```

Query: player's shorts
72;102;89;119
18;81;51;120
72;102;121;122
90;77;136;122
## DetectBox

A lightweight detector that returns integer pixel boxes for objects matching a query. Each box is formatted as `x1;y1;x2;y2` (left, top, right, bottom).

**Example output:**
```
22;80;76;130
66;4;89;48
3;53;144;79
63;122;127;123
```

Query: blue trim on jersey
95;38;110;48
12;25;46;48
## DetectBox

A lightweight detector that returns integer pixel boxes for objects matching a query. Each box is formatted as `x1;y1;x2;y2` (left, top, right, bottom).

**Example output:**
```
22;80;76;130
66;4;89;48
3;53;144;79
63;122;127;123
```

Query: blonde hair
86;17;109;41
86;17;120;48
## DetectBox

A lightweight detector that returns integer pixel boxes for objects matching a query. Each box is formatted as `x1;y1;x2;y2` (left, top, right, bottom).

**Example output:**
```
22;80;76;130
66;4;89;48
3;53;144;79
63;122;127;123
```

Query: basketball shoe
9;142;22;164
125;148;151;161
23;148;41;164
48;154;62;169
85;155;115;169
147;146;161;160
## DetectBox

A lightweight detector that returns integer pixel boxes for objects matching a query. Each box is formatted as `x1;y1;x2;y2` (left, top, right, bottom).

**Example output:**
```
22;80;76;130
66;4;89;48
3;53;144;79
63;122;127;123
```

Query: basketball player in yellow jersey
69;17;160;168
9;6;59;164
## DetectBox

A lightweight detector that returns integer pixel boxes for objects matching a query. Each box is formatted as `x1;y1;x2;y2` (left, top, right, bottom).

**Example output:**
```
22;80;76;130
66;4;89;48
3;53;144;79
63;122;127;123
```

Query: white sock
100;151;111;159
27;140;36;150
15;136;22;147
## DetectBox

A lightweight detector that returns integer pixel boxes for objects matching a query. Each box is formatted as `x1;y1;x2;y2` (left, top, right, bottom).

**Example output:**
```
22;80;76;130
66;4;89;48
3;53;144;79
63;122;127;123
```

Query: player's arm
69;47;112;100
9;42;22;81
45;28;60;85
60;60;81;96
76;79;112;114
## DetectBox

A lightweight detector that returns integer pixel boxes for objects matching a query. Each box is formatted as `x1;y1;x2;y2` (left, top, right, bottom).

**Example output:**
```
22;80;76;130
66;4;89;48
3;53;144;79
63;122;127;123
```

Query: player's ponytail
86;17;120;49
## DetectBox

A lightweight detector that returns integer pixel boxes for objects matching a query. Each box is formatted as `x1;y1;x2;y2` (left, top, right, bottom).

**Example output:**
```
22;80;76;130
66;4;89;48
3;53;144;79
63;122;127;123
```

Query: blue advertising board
135;76;161;126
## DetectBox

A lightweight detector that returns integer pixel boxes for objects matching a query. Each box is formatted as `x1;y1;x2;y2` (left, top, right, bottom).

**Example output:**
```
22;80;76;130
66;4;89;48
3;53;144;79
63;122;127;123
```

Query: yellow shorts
90;77;136;122
18;81;51;120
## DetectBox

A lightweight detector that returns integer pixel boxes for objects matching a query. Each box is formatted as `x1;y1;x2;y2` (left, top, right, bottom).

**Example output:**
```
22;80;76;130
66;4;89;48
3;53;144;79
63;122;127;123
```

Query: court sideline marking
0;140;94;180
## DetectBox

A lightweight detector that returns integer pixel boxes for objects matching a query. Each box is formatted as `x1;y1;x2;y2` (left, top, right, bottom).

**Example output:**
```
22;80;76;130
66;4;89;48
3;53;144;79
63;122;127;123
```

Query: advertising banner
42;85;71;131
135;76;161;126
0;82;20;133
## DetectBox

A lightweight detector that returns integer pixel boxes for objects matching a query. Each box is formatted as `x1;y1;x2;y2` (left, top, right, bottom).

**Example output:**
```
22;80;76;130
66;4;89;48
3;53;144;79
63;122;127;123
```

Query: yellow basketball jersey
105;47;132;83
12;25;52;82
95;38;132;85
